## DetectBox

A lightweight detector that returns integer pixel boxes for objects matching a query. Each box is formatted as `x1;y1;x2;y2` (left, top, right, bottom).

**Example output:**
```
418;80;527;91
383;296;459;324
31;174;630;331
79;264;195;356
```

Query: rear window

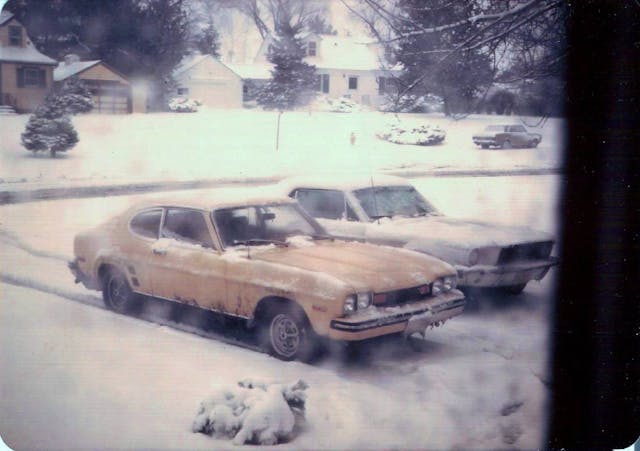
130;209;162;239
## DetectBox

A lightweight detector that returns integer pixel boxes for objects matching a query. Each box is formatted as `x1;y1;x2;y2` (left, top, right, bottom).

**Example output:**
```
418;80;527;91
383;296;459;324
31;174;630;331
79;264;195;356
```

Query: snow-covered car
282;175;558;295
377;123;446;146
69;193;465;361
472;124;542;149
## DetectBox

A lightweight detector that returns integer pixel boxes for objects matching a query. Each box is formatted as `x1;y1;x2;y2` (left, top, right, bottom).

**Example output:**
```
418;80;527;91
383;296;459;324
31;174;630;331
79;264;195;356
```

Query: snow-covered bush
168;97;201;113
58;76;94;115
311;95;360;113
377;123;446;146
193;379;308;446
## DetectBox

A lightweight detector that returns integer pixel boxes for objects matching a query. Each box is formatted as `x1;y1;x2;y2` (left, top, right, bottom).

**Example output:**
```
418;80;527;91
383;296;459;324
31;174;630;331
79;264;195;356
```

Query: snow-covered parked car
472;124;542;149
168;97;201;112
282;175;558;295
377;123;446;146
69;192;465;361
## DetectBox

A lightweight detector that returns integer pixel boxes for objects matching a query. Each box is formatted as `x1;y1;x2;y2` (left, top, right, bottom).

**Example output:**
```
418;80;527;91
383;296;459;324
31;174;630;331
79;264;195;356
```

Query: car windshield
352;186;438;219
485;125;506;131
213;203;326;248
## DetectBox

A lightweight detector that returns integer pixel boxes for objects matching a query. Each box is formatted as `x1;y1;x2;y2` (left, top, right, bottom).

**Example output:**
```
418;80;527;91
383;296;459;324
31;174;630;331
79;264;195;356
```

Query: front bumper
328;290;465;341
456;257;558;287
473;137;497;146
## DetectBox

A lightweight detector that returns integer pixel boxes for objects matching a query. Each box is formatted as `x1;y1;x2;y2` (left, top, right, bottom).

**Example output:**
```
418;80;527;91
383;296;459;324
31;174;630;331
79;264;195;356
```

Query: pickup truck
472;124;542;149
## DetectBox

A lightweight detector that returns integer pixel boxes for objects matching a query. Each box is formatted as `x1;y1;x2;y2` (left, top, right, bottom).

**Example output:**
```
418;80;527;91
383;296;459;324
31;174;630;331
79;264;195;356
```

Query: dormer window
307;41;317;57
9;25;23;46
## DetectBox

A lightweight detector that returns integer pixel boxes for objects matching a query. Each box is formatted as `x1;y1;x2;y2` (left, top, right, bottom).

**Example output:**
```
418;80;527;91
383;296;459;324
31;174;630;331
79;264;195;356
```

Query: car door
291;188;367;240
149;207;227;311
508;125;528;147
124;207;164;294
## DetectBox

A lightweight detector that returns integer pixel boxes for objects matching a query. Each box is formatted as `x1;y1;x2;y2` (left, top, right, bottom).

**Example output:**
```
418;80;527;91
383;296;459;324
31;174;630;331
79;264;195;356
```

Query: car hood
472;132;498;138
252;240;455;293
370;215;553;250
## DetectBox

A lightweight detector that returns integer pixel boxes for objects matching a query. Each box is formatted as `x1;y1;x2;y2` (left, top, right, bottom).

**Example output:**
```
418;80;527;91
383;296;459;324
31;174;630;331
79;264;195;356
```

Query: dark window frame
8;25;22;46
348;76;358;90
160;207;216;249
307;41;317;57
129;208;164;240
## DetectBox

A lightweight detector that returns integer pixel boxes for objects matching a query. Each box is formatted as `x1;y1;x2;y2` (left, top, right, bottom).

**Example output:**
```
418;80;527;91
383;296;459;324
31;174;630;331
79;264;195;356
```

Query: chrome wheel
270;313;300;359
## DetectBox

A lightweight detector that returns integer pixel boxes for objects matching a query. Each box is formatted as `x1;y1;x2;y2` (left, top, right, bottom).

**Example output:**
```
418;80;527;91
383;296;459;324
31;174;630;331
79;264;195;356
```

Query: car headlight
432;279;444;296
357;292;371;309
343;295;356;314
468;249;480;266
443;276;457;291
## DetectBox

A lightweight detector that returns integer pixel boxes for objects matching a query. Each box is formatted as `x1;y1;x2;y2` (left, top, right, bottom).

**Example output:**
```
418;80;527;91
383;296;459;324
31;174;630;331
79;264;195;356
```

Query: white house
254;33;400;109
172;54;243;109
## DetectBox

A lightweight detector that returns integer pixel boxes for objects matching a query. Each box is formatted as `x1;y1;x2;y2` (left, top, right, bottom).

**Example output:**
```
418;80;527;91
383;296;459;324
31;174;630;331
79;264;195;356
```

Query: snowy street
0;174;560;449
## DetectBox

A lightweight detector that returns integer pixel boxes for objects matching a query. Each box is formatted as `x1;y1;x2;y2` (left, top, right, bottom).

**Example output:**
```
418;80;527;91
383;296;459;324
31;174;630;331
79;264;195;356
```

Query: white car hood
368;215;552;250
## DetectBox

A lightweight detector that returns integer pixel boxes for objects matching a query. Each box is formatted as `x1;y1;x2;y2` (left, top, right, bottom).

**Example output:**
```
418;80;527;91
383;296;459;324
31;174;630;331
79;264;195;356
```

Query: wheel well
97;263;119;286
251;296;308;329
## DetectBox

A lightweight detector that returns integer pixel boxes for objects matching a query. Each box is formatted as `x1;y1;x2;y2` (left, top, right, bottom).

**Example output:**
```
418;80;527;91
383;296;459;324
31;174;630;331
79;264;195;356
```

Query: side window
161;208;214;249
130;209;163;239
510;125;526;133
294;189;357;221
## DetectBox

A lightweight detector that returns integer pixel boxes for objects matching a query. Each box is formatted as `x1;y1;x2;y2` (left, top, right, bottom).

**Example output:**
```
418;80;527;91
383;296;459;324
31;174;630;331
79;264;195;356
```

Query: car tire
481;144;489;149
502;283;527;295
501;140;512;149
102;269;140;314
260;304;317;362
530;139;540;148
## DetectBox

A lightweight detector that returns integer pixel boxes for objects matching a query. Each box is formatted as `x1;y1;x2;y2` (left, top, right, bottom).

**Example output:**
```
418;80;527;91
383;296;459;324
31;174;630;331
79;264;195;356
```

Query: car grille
498;241;553;265
373;284;430;307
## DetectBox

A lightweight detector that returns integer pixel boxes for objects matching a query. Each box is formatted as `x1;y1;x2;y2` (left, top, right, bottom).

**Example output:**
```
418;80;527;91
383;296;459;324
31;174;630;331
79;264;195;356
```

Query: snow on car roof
280;173;412;193
128;188;295;212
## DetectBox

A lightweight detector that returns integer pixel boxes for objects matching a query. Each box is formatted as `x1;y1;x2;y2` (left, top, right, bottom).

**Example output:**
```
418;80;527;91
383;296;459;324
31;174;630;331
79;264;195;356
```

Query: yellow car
69;192;465;361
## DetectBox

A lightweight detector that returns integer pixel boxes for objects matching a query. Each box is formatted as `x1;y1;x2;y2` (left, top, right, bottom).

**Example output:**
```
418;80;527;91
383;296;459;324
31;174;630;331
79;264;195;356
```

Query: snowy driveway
0;175;560;450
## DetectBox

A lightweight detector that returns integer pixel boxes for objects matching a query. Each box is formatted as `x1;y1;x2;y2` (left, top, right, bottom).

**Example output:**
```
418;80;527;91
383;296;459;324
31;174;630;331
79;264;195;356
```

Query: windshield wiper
232;238;289;247
311;234;333;241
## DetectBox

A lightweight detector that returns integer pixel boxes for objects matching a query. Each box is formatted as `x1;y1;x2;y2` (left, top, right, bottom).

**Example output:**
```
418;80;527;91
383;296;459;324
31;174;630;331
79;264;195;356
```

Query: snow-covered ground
0;109;564;192
0;175;560;449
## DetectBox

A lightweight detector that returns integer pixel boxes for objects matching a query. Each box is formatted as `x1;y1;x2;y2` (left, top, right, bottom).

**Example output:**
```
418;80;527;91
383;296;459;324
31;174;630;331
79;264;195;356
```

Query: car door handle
153;248;167;255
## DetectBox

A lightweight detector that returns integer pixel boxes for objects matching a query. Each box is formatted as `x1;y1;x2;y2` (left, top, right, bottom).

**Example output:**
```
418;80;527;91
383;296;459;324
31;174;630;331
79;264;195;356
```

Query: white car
280;175;558;294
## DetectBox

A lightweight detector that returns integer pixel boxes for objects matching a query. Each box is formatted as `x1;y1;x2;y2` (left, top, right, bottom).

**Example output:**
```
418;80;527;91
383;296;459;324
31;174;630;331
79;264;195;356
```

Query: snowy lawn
0;109;564;191
0;176;559;449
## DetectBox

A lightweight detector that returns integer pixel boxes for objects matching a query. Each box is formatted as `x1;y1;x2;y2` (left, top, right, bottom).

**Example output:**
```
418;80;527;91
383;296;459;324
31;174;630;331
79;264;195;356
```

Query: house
172;54;243;109
0;10;57;113
54;55;132;114
254;33;400;109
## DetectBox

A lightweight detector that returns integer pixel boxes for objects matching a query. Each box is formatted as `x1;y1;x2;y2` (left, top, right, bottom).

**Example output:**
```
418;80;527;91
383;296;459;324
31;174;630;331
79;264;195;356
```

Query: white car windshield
214;203;325;248
485;125;506;131
353;186;438;220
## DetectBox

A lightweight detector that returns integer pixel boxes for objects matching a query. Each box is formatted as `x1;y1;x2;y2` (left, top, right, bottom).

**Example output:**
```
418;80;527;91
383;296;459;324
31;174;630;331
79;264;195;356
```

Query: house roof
53;60;101;81
173;54;211;77
0;45;58;65
225;62;272;80
0;10;14;25
0;11;58;65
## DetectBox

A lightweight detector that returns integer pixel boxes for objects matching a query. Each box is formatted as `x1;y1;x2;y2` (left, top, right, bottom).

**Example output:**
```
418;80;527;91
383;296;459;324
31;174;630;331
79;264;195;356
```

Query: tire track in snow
0;272;263;355
0;227;70;262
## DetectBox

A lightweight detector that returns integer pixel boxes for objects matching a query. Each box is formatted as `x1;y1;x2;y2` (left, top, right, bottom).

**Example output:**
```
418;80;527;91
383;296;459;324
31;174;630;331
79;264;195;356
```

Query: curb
0;167;563;205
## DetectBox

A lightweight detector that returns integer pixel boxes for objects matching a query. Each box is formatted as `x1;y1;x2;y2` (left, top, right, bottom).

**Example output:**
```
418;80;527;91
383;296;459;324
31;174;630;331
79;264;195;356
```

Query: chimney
64;54;80;65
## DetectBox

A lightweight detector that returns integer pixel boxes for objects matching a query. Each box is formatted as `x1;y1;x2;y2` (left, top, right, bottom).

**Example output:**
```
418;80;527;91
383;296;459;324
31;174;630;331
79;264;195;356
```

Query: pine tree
21;93;78;158
58;76;94;115
257;13;316;111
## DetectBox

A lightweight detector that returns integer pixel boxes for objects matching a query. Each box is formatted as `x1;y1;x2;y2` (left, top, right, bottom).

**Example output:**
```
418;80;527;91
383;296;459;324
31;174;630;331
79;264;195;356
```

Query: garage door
190;80;242;109
86;80;131;114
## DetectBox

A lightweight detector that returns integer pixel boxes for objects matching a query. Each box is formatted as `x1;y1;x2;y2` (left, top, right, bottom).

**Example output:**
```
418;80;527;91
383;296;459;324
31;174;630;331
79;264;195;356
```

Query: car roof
128;188;296;212
280;173;412;193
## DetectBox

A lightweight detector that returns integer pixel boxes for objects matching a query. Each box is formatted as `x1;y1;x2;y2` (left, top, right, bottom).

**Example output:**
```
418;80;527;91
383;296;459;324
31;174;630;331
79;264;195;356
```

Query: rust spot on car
312;305;327;312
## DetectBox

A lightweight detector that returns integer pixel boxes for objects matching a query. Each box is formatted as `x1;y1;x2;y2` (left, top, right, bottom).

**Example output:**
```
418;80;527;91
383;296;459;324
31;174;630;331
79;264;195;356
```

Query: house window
9;26;22;46
17;67;46;88
315;74;330;93
378;77;397;95
348;76;358;90
177;87;189;96
307;41;317;57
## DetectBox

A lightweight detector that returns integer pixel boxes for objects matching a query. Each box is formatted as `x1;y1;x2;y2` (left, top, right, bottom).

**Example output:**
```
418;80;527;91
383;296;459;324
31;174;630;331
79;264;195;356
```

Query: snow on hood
251;240;454;293
369;215;552;256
